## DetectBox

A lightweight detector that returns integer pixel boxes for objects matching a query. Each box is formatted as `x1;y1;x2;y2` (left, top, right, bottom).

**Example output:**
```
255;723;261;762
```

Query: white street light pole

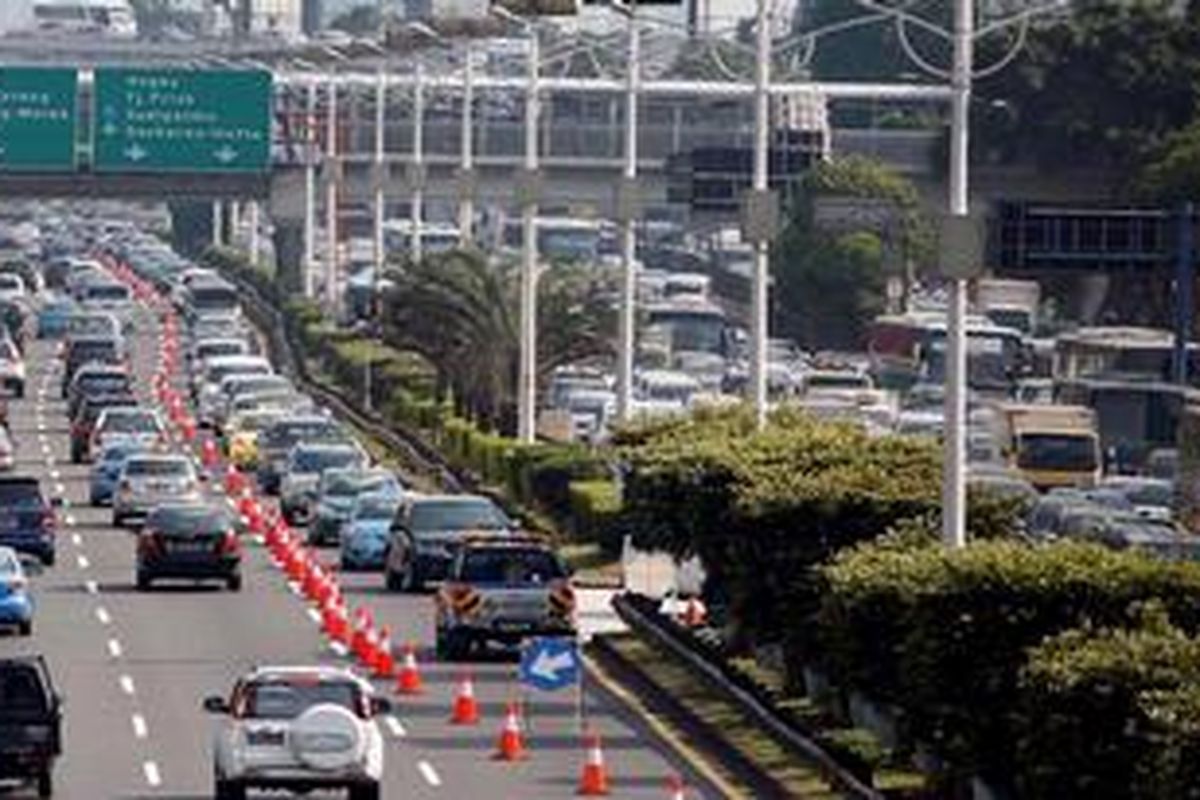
942;0;973;549
325;75;339;309
517;29;541;444
248;201;260;265
458;41;475;247
373;69;387;275
750;0;771;428
410;61;426;264
211;201;223;248
616;11;640;421
303;79;317;298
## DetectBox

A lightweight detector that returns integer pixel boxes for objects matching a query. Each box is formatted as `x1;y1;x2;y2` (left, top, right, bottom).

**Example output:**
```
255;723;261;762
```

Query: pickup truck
0;655;62;797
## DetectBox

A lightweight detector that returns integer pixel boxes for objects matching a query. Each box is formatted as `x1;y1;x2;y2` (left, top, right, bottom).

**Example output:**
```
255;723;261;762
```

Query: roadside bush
1015;608;1200;800
567;480;624;554
814;539;1200;784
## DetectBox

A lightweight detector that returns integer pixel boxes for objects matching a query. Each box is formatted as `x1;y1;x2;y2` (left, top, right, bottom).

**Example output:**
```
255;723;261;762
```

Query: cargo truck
991;403;1101;490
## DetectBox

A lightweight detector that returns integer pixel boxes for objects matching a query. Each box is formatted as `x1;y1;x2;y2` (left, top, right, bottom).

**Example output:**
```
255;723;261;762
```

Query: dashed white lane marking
131;714;148;739
306;608;322;625
84;580;99;595
70;533;82;547
40;443;49;455
119;675;136;696
76;554;89;570
107;638;123;659
384;716;407;738
95;607;111;625
65;514;76;527
142;761;161;788
36;421;45;431
417;760;442;787
54;482;66;496
330;642;348;657
49;469;60;480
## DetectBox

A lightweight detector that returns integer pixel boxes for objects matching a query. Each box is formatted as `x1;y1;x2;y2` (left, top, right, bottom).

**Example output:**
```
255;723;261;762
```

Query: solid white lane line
384;716;407;738
107;638;123;659
70;533;82;547
95;607;111;625
131;714;148;739
85;580;99;594
119;675;136;695
306;608;322;625
76;555;89;570
417;760;442;787
142;761;161;788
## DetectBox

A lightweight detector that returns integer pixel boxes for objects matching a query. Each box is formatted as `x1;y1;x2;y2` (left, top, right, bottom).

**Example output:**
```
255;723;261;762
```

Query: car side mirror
369;696;392;716
197;472;210;483
203;695;230;714
49;497;63;508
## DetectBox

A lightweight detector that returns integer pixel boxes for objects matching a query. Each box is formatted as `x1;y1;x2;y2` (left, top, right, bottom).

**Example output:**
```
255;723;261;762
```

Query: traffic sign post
0;68;77;172
519;635;585;733
93;68;272;173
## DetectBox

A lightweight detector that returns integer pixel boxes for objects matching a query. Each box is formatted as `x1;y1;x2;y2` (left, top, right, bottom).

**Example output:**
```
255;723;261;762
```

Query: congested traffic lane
1;277;717;798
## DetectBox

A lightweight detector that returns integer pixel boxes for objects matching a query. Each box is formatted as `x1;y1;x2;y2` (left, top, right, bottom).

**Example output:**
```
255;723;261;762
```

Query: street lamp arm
971;17;1030;79
894;15;952;80
974;0;1065;39
854;0;953;42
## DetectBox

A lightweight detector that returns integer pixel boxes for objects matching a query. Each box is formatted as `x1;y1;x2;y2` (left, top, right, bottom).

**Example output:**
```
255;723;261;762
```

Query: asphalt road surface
0;291;717;800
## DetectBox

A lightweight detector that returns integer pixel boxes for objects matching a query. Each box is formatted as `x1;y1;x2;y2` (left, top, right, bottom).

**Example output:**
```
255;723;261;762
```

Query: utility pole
303;79;317;298
458;40;475;247
942;0;973;549
324;75;339;309
410;62;426;264
749;0;771;428
517;30;541;444
616;9;640;421
373;69;387;275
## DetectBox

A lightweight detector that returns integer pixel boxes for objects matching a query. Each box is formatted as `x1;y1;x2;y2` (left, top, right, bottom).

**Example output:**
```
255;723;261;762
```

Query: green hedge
567;479;624;554
814;539;1200;785
1015;610;1200;799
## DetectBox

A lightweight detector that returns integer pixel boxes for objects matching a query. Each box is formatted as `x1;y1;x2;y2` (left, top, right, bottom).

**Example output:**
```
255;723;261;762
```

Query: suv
384;494;513;592
0;478;57;566
256;416;349;496
279;443;369;526
435;537;576;660
204;665;387;800
61;335;125;397
66;363;132;420
71;392;138;463
0;656;62;798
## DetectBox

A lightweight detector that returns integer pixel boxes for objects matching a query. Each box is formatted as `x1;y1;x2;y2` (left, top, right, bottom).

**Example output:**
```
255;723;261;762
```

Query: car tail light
217;529;240;555
549;580;576;616
40;508;57;534
441;583;482;615
138;530;164;557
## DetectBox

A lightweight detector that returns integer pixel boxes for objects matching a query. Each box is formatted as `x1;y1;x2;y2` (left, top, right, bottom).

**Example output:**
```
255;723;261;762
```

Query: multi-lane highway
0;271;715;798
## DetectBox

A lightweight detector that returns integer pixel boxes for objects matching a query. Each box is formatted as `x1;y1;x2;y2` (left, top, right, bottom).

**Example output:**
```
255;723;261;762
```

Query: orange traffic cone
395;642;423;695
666;775;688;800
680;597;707;628
577;730;610;795
374;627;396;679
201;438;220;469
493;701;526;762
449;673;480;725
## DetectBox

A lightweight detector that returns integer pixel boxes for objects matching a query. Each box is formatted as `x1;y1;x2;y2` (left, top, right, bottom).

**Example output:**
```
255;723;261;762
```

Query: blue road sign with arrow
519;636;581;692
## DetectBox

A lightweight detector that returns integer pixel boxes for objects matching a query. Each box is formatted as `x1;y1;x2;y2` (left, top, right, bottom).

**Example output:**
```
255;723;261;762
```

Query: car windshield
239;680;360;720
0;667;47;715
355;497;398;520
199;342;246;359
85;284;130;301
234;413;280;432
71;342;119;360
326;472;393;497
101;445;141;464
78;373;130;392
146;506;233;536
102;411;159;433
411;500;508;531
292;448;361;473
459;549;565;584
1017;434;1098;472
1124;482;1174;508
0;481;43;508
69;315;117;336
125;459;191;477
267;422;343;448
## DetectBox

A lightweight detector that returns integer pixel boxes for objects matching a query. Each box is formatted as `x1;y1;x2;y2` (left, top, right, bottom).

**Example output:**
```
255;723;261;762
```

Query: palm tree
380;249;614;434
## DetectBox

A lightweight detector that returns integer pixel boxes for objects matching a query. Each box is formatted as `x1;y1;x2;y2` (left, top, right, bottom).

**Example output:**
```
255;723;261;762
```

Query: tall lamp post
614;3;640;422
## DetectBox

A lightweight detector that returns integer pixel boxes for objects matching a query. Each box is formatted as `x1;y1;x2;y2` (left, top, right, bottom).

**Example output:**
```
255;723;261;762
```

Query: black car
135;503;242;591
0;478;57;566
70;392;138;464
0;655;62;798
66;364;133;420
61;335;125;397
384;495;513;592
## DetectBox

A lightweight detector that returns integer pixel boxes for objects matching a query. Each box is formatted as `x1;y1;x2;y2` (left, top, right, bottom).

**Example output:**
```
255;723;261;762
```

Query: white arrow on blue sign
519;636;581;692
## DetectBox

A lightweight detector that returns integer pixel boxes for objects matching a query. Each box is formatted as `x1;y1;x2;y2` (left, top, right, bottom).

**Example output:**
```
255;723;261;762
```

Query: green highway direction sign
0;68;77;172
94;68;272;173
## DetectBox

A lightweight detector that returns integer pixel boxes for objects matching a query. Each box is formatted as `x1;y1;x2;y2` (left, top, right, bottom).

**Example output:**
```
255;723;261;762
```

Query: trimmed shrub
567;479;624;553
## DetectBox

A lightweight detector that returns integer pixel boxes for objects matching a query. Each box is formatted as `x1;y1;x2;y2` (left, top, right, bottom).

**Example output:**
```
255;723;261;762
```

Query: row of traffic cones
117;261;693;800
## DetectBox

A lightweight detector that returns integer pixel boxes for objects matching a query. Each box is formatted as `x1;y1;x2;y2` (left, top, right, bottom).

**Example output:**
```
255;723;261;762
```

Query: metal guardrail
611;594;884;800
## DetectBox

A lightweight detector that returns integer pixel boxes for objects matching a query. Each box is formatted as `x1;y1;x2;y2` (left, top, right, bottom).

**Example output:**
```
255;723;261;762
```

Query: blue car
89;442;148;506
0;546;34;635
340;493;401;571
36;295;75;339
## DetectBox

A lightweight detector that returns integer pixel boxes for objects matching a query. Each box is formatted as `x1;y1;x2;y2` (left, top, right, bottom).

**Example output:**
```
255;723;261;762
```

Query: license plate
496;621;533;632
170;541;209;553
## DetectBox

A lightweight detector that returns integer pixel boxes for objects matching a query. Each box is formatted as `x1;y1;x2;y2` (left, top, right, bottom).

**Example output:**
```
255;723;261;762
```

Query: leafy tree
330;4;384;35
379;250;614;433
973;0;1200;176
772;155;930;350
